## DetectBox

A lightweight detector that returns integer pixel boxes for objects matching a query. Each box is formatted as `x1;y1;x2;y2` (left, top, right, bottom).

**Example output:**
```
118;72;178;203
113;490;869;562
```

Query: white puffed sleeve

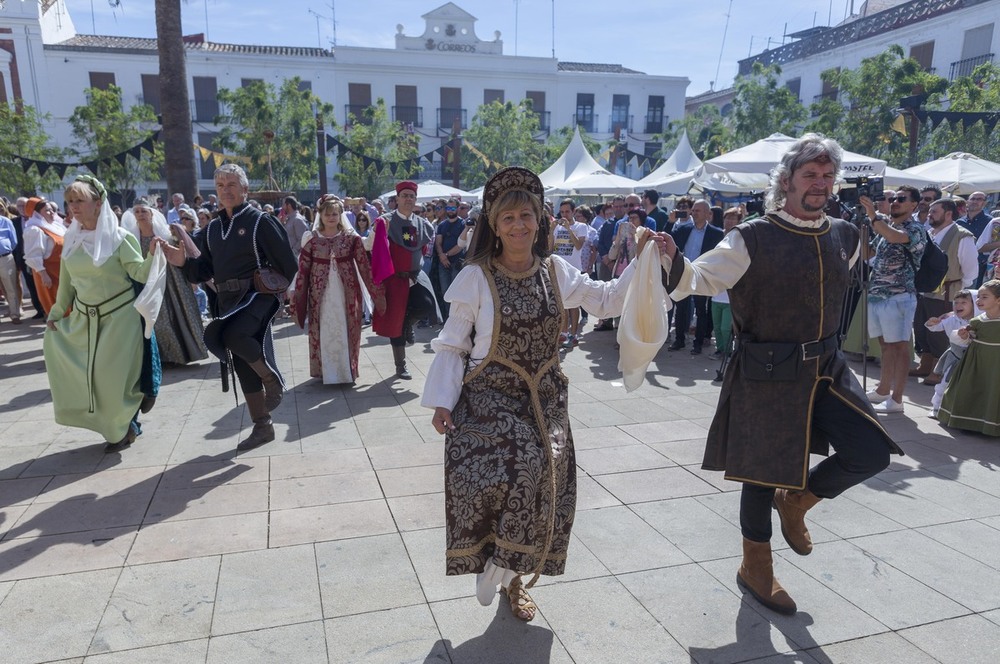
24;227;51;272
422;265;488;411
554;254;645;319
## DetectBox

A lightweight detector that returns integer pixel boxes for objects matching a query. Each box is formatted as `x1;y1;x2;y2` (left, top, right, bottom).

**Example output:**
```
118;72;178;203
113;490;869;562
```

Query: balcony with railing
644;111;664;134
344;104;373;126
608;114;633;134
573;113;598;133
437;108;467;133
810;90;839;117
950;53;994;80
189;99;228;123
532;110;551;133
392;105;423;128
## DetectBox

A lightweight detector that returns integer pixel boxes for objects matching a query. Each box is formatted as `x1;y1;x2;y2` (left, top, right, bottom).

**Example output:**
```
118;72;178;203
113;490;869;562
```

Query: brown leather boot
237;391;275;451
247;358;283;410
736;538;797;615
773;488;822;555
908;352;935;377
392;345;411;380
922;372;942;386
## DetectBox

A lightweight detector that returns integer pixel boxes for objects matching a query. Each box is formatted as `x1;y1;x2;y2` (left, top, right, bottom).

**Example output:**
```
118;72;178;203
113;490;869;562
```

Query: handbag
253;267;290;295
739;341;801;381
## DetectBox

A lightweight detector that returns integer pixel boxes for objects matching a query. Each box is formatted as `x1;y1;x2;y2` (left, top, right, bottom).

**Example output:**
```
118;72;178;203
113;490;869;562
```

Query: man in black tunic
658;134;902;616
158;165;297;451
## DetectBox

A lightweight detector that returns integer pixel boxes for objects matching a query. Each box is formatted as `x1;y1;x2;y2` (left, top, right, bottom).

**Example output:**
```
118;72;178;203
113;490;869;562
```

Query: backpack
907;227;949;293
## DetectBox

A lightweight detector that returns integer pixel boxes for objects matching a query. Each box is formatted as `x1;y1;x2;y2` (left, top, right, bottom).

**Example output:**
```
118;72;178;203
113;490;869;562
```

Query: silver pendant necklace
219;205;250;241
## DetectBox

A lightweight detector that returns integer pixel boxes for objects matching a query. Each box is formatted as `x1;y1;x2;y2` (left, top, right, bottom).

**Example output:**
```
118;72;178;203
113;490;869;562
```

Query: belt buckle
802;339;819;361
88;307;98;317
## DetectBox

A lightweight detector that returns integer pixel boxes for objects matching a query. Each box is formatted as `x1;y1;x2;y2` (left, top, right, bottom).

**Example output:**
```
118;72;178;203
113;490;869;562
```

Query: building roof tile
50;35;332;58
557;61;643;74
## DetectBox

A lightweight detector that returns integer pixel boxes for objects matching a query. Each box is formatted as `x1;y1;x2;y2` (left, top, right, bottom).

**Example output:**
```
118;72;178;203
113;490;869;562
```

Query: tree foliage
215;77;335;192
334;99;420;199
0;103;65;197
731;62;807;146
459;100;546;189
659;104;732;160
921;62;1000;163
68;86;163;206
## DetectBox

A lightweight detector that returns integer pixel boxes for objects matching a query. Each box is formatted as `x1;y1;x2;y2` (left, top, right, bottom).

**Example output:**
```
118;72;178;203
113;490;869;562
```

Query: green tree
215;77;335;192
459;100;546;189
731;62;807;146
658;104;732;160
69;86;163;206
334;99;420;199
0;103;65;196
806;45;948;167
922;62;1000;162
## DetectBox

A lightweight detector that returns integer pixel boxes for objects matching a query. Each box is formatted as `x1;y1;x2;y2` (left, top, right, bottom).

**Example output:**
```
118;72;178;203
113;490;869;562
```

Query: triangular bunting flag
85;160;100;174
35;161;50;177
129;145;143;160
18;158;32;173
115;152;128;167
54;163;69;179
983;115;1000;134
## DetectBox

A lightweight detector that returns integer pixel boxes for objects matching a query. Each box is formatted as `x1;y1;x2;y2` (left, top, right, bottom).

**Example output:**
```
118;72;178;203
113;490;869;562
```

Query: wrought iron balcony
644;112;664;134
190;99;223;123
344;104;373;126
532;110;551;132
573;113;598;133
608;114;633;134
950;53;994;80
392;105;423;128
436;107;467;132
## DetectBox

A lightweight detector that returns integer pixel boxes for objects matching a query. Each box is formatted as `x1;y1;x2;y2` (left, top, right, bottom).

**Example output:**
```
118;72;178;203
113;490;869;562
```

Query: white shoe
866;390;890;403
873;399;903;413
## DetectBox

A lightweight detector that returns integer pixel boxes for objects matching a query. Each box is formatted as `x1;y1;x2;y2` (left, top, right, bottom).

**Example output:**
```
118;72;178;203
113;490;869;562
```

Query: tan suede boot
908;352;935;377
773;488;822;555
237;391;275;451
247;358;283;410
736;538;797;615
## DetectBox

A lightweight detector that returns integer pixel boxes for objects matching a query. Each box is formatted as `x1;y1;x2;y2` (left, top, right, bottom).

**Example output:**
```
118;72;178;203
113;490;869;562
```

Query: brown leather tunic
702;215;901;489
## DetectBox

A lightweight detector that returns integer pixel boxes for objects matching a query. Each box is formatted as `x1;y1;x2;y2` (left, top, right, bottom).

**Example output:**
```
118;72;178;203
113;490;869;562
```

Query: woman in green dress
43;175;164;452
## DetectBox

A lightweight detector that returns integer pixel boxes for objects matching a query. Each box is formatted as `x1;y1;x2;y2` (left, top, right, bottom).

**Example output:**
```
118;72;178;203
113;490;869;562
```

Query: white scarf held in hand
617;226;671;392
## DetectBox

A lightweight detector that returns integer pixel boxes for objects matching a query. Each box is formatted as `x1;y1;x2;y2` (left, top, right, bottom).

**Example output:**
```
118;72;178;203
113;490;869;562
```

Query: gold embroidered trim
445;533;567;561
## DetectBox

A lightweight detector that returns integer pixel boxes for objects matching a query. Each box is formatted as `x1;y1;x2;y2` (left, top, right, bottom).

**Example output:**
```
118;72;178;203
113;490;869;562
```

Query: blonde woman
292;196;384;384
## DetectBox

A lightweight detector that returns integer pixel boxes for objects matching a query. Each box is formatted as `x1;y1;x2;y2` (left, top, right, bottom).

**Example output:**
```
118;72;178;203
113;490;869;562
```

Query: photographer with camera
656;133;900;617
858;185;927;413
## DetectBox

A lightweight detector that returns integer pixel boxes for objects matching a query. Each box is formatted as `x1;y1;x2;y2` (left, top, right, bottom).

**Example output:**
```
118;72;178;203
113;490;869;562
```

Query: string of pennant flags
12;132;160;179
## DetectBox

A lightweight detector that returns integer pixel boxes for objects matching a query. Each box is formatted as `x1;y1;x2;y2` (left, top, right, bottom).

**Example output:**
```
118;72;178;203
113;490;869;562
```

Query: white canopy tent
378;179;480;204
634;130;703;193
539;127;640;195
897;152;1000;195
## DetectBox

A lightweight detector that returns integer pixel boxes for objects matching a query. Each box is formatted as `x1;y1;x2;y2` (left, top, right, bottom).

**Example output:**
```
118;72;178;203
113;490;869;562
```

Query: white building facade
1;1;688;196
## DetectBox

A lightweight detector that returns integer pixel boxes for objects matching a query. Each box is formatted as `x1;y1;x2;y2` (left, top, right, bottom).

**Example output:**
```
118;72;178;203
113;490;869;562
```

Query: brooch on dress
840;248;847;261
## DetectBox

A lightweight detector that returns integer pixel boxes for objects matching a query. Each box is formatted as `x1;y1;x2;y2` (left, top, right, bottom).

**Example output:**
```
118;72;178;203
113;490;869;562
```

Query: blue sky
66;0;854;94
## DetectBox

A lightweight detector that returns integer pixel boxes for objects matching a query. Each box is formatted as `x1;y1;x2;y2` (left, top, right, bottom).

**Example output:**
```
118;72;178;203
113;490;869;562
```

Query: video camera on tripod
837;176;884;208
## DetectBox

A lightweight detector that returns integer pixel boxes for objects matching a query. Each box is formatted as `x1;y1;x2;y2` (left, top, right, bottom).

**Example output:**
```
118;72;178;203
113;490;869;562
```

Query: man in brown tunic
659;134;902;616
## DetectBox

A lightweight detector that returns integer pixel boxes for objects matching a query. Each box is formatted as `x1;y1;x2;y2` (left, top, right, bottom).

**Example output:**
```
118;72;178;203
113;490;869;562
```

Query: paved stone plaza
2;310;1000;663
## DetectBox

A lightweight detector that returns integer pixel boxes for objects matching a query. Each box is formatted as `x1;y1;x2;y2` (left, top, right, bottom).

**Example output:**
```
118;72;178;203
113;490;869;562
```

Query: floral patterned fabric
445;258;575;578
293;231;377;383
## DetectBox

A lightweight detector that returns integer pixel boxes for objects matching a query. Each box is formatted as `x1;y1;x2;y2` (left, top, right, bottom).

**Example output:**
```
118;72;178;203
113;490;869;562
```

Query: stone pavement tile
846;476;969;528
898;614;1000;664
269;499;395;548
850;529;1000;612
212;544;322;634
782;539;967;630
619;420;709;444
884;440;964;472
567;383;600;405
0;418;68;447
400;527;470;603
355;416;423;448
408;414;442;444
985;608;1000;627
298;423;365;454
269;448;371;481
0;526;135;582
632;497;744;562
93;437;176;472
0;567;119;664
918;434;1000;466
567;400;635;427
315;533;425;618
804;631;939;664
325;604;443;664
271;471;383;510
167;428;243;464
207;620;328;664
530;533;612;588
0;579;11;604
877;468;1000;519
595;466;719;504
128;512;268;565
429;596;573;664
575;474;623;510
145;481;269;523
571;505;690;574
603;398;679;424
646;394;721;419
89;557;219;654
576;443;676;475
0;446;36;480
347;395;408;420
367;442;443;470
387;491;445;531
157;457;266;490
19;441;107;478
571;424;642;450
0;505;28;538
376;464;443;498
802;493;906;539
84;639;209;663
620;564;799;664
531;576;689;663
0;475;51;507
7;492;150;539
681;465;744;493
918;519;1000;570
36;466;162;504
927;461;1000;498
648;438;711;466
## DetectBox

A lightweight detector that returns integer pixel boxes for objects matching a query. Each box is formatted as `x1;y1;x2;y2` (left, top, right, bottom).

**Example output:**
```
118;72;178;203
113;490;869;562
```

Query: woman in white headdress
42;175;167;452
22;196;66;315
122;201;208;365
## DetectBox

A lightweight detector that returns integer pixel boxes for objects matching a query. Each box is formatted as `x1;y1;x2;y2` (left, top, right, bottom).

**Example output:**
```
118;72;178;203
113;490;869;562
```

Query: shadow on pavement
425;602;555;663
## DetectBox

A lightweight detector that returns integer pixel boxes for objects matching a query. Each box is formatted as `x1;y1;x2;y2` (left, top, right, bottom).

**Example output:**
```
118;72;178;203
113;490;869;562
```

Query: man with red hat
372;180;438;379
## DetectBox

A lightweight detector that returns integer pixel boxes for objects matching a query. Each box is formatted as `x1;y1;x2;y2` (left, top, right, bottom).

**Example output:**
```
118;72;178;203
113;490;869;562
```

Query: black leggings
205;295;278;393
740;383;892;542
389;285;436;348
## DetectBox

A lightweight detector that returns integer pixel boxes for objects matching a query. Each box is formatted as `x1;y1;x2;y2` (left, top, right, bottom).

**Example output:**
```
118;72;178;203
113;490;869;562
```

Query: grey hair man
659;133;900;617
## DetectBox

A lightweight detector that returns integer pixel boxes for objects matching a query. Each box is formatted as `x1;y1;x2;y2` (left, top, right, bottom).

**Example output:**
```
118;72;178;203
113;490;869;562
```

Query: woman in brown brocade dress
292;197;384;384
423;167;658;622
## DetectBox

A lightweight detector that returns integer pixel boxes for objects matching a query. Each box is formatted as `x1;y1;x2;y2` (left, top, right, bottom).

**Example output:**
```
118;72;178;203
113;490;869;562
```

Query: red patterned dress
293;230;378;384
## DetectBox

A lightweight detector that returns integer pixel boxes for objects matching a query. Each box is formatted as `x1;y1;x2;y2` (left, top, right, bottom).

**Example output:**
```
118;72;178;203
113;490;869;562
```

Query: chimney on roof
182;33;205;45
